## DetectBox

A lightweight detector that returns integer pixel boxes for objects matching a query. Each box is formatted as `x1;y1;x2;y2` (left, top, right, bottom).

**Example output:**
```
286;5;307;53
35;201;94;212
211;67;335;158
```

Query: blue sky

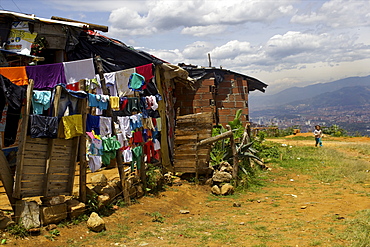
1;0;370;94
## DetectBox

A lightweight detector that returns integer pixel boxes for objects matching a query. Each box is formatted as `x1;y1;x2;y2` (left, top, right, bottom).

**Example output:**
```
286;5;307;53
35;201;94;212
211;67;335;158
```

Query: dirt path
3;135;370;246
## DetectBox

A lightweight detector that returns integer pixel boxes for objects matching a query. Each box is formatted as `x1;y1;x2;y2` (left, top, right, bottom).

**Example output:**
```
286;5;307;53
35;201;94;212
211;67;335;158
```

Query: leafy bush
7;224;29;239
322;124;347;137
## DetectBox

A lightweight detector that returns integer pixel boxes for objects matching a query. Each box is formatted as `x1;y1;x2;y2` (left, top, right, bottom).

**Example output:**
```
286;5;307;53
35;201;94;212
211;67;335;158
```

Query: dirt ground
2;135;370;246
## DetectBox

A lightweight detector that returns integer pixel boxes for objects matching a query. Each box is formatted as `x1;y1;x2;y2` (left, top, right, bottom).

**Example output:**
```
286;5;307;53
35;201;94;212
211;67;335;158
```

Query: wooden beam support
51;16;109;32
226;125;238;186
94;56;129;205
0;150;16;211
155;66;173;172
13;79;34;199
43;85;62;196
79;94;88;203
196;130;233;147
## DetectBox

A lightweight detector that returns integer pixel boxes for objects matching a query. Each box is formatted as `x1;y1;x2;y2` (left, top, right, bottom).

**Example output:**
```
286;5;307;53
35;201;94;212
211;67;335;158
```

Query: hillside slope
250;75;370;110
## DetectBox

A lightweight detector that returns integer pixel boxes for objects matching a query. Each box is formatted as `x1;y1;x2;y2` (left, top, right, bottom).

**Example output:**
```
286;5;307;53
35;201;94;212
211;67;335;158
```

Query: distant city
251;104;370;135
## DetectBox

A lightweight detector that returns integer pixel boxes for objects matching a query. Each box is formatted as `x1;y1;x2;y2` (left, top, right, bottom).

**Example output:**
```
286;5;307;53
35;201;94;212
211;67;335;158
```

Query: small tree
322;124;347;137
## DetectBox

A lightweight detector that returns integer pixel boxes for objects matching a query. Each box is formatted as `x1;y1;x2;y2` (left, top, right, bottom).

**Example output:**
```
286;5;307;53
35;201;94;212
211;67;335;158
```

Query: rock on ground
67;199;86;219
211;185;221;195
87;212;105;232
221;183;234;195
40;203;67;225
212;171;232;183
91;174;108;187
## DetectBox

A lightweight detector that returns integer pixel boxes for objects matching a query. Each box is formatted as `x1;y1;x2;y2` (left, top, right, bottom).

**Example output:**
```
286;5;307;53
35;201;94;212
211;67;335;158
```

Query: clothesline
0;57;155;94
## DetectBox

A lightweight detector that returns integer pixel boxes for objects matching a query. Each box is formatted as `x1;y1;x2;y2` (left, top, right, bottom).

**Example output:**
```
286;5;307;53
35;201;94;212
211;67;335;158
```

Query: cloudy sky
1;0;370;94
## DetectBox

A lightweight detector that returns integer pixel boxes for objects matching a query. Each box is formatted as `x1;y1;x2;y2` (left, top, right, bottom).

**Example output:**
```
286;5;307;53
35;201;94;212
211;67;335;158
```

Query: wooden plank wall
14;84;81;199
18;137;78;198
173;112;213;174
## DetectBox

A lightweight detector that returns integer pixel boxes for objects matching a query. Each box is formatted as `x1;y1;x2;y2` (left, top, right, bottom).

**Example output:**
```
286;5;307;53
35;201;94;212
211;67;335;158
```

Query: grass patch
340;209;370;246
348;144;370;156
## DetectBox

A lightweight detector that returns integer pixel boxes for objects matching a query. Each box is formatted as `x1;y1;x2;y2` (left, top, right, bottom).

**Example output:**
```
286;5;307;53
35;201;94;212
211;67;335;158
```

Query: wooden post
139;144;146;194
79;89;88;203
0;150;16;211
155;65;172;172
94;55;129;204
43;85;62;196
13;79;34;199
196;130;233;147
195;133;199;180
227;125;238;186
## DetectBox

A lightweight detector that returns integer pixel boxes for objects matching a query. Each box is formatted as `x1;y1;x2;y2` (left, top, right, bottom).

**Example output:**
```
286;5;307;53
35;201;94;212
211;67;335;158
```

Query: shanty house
175;64;267;126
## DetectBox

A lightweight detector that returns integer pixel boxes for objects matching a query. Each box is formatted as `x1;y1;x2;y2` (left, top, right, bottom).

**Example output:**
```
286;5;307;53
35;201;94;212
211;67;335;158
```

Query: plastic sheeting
66;30;163;73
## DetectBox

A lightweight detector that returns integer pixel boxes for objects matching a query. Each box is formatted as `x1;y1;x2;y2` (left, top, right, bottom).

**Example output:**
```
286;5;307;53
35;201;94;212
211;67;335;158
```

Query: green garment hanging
131;146;143;171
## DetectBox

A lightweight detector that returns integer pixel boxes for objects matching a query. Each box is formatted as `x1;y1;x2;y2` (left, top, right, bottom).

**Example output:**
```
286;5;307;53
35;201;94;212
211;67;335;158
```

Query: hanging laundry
142;129;152;142
131;145;143;171
26;63;66;89
61;114;83;139
153;139;161;150
96;72;118;96
0;105;7;132
146;95;158;111
142;117;155;130
0;75;25;146
102;136;121;151
130;113;143;130
116;133;126;147
86;78;100;91
115;68;135;97
0;75;25;111
58;86;87;117
87;136;103;156
156;118;162;131
88;155;102;173
0;66;28;86
148;109;160;118
88;93;109;110
99;116;112;137
142;80;159;96
136;63;154;85
127;97;140;114
128;73;145;91
144;140;155;163
86;114;100;135
31;91;51;115
63;58;95;85
102;136;121;165
119;97;128;111
123;148;133;163
110;96;120;111
117;116;132;139
66;81;80;91
133;130;143;143
140;97;149;118
29;115;58;138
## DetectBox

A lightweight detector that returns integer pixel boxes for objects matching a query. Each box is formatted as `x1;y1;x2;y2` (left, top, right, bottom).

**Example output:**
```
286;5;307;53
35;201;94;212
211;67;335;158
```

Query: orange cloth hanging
0;66;29;86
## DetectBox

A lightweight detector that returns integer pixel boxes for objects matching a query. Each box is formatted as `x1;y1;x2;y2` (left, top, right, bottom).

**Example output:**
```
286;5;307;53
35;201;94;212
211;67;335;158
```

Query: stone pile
207;161;235;196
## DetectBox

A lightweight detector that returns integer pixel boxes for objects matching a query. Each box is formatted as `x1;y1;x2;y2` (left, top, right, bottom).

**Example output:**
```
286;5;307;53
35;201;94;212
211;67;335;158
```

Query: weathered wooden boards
173;112;213;174
13;84;81;199
14;136;79;198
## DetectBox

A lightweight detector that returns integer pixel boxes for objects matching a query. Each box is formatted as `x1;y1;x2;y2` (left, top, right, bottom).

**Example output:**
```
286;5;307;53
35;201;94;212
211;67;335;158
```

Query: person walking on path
313;125;323;147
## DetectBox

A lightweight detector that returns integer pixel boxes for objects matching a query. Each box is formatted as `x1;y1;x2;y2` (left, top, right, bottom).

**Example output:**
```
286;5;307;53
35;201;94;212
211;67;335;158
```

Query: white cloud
144;48;184;64
107;0;296;37
210;40;253;59
182;41;215;60
181;25;227;37
42;0;147;12
291;0;370;28
145;30;370;75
